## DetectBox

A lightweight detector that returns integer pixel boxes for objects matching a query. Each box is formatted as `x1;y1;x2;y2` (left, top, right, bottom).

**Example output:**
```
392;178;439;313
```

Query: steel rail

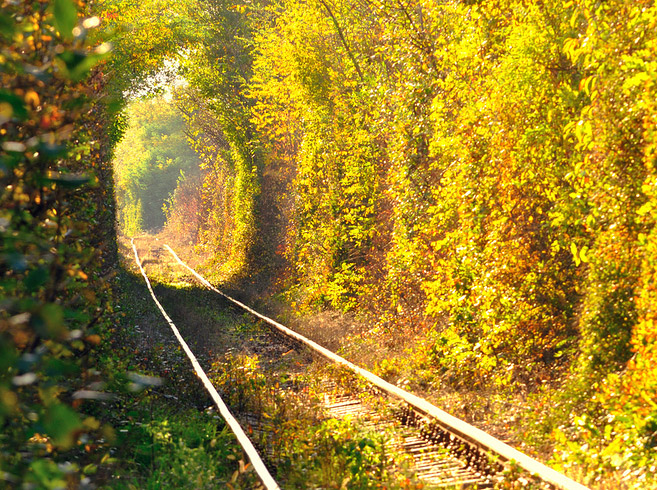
131;239;281;490
164;243;590;490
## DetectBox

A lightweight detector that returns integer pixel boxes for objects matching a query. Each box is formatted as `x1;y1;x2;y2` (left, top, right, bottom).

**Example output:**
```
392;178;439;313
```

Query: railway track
131;238;590;490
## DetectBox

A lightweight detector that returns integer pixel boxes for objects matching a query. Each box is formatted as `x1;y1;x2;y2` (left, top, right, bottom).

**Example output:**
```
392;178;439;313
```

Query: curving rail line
163;243;591;490
131;239;281;490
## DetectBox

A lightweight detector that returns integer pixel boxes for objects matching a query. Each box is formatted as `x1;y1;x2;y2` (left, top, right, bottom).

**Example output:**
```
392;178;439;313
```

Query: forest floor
139;232;559;471
117;230;639;489
112;233;437;488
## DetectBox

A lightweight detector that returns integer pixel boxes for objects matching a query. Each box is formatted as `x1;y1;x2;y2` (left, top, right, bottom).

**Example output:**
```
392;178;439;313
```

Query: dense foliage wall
175;0;264;279
244;0;657;482
0;1;120;485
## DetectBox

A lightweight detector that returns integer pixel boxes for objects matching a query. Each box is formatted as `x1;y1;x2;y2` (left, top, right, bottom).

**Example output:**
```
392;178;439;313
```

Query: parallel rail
163;243;590;490
131;239;281;490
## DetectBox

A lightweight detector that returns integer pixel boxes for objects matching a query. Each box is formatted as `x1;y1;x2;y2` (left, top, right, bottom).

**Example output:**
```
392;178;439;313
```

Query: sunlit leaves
96;0;197;99
247;0;657;483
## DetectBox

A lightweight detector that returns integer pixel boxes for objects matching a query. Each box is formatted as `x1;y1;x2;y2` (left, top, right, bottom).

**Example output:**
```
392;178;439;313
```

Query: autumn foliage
104;0;657;484
4;0;656;486
244;0;657;484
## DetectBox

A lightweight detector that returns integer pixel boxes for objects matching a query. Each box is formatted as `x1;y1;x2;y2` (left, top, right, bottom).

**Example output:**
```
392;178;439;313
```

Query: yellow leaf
25;90;40;107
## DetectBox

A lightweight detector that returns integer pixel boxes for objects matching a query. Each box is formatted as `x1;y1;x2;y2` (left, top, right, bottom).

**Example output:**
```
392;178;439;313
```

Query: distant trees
113;97;200;235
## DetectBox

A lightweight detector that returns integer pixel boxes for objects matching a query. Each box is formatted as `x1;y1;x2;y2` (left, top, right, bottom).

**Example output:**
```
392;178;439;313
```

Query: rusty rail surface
164;243;590;490
131;239;281;490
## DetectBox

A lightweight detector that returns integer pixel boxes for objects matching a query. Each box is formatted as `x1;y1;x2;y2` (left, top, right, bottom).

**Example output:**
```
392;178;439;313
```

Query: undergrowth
210;353;429;489
100;267;257;488
112;402;255;489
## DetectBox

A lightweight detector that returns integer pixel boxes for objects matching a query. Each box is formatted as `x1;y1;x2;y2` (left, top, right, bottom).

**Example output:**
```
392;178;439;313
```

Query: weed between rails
210;354;428;489
123;238;509;489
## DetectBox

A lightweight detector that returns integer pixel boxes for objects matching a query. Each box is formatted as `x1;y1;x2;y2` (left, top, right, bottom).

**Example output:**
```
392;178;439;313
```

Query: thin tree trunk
318;0;365;83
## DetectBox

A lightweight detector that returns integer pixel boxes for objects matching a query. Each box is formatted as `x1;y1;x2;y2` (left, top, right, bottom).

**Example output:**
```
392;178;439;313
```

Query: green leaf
44;171;91;189
0;13;15;41
56;50;107;82
0;90;28;121
0;341;18;372
31;303;66;338
52;0;78;40
41;403;82;448
39;143;68;160
27;459;67;489
25;267;48;292
45;358;80;377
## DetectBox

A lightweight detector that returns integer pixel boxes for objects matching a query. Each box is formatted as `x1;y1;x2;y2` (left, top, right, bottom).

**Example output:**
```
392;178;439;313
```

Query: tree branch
318;0;365;83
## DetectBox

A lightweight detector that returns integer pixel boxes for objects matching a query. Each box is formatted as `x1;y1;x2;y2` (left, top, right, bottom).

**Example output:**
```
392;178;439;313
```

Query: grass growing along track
117;235;430;489
100;260;260;489
119;235;592;489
